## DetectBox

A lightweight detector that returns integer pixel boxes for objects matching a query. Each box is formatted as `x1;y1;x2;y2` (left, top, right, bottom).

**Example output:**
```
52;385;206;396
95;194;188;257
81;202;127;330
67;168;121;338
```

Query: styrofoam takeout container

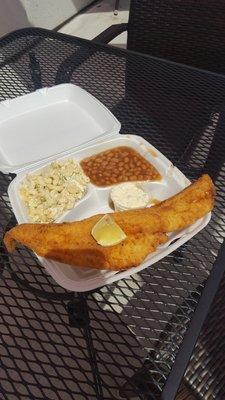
1;84;211;292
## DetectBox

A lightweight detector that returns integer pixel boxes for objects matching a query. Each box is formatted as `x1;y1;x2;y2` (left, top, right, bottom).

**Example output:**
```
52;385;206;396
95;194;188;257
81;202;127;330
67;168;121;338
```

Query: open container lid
0;84;121;174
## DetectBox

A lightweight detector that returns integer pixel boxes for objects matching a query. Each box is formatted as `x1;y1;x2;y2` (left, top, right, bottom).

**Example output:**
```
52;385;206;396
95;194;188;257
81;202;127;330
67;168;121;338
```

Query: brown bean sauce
80;146;161;187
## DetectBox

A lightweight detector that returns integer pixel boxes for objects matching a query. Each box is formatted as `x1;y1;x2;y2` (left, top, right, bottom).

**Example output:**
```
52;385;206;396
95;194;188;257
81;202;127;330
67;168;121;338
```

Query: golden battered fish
4;174;215;271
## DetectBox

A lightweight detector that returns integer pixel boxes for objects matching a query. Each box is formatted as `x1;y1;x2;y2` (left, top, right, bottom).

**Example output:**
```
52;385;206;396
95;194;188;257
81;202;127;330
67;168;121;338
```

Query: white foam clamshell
0;84;120;173
1;84;211;292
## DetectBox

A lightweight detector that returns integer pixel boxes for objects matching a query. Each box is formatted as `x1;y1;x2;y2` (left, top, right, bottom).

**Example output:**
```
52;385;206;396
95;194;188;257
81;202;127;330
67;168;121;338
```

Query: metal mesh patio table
0;28;225;400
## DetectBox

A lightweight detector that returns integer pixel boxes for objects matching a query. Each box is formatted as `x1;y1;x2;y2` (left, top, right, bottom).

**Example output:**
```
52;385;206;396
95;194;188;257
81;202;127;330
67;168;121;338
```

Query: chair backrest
127;0;225;73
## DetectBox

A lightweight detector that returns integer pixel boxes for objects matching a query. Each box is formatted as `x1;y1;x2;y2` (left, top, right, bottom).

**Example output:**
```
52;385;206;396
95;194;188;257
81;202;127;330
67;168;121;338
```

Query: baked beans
80;146;161;186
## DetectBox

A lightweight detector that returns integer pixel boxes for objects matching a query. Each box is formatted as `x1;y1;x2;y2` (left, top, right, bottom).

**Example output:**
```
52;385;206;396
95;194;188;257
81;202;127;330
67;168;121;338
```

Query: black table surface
0;28;225;400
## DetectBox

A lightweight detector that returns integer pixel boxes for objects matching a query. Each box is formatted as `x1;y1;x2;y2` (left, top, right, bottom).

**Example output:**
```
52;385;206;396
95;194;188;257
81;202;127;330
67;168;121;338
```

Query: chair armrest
93;23;127;44
56;23;127;85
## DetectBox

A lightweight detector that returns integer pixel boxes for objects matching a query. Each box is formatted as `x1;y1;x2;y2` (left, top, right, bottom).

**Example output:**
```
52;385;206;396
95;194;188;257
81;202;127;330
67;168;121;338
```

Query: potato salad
20;159;90;223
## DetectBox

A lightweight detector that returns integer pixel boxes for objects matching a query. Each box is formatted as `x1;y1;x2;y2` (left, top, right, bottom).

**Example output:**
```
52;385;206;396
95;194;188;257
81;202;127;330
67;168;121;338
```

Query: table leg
114;0;120;15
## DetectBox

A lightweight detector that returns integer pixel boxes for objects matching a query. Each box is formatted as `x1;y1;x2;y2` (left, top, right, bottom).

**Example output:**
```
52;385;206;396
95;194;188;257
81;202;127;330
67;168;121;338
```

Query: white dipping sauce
111;182;149;211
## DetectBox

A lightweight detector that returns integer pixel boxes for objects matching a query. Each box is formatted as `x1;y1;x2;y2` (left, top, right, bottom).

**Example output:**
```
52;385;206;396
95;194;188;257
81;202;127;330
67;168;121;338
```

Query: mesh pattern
0;28;225;399
127;0;225;74
176;384;197;400
184;271;225;400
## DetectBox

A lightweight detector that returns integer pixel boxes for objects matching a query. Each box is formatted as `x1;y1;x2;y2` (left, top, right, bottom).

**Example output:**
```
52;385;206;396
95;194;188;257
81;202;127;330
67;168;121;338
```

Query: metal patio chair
95;2;225;399
95;0;225;74
94;1;225;177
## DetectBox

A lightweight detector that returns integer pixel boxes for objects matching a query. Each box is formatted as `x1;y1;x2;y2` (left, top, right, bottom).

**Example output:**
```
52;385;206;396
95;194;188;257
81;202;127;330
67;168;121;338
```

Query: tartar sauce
111;182;149;211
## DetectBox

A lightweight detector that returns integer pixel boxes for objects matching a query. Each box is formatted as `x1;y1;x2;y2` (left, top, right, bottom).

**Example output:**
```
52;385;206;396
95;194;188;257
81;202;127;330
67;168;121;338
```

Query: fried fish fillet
4;174;215;271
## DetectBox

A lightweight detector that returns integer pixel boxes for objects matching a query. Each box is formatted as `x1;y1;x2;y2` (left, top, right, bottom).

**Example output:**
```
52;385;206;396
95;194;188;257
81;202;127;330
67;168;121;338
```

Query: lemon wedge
91;214;127;247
